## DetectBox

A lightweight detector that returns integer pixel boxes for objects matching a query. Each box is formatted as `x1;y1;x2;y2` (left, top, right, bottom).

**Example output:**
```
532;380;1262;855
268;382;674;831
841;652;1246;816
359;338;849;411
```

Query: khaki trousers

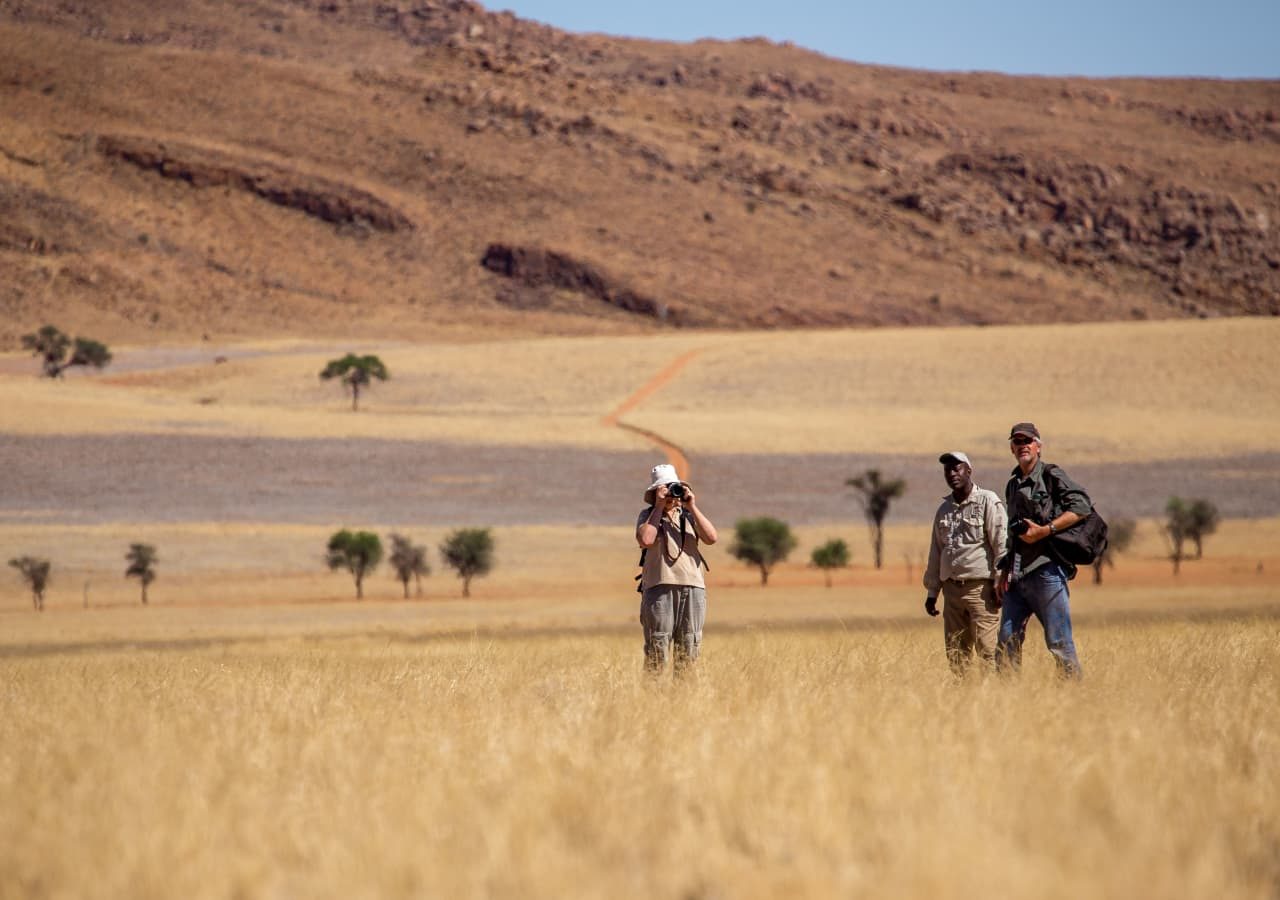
640;584;706;674
942;578;999;675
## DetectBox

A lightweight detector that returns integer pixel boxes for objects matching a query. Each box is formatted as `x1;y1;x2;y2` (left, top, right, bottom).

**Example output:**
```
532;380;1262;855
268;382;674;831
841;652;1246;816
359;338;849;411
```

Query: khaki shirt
637;507;706;591
924;485;1007;594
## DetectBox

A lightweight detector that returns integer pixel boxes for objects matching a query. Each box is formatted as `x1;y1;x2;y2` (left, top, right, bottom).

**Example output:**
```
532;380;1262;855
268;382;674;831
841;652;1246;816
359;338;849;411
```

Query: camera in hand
1009;519;1030;537
667;481;688;499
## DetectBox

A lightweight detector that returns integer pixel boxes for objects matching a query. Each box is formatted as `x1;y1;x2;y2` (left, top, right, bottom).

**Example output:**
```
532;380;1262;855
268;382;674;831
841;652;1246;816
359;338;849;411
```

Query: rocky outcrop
420;80;621;141
886;150;1280;315
481;244;678;322
1156;104;1280;143
747;71;834;103
0;184;106;254
96;135;413;232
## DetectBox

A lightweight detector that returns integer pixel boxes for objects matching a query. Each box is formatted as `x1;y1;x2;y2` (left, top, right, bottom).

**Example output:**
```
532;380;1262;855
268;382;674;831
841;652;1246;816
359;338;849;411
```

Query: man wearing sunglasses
995;422;1092;678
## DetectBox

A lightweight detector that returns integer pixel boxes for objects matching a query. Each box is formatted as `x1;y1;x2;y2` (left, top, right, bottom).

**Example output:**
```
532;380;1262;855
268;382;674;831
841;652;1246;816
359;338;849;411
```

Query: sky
493;0;1280;79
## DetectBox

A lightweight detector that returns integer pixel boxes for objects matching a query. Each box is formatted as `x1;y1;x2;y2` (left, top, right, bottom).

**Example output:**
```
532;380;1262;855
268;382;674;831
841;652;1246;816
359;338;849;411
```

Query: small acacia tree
846;469;907;570
1166;497;1219;575
440;528;494;598
1165;497;1193;576
124;543;158;605
729;517;797;587
9;556;51;611
21;325;112;378
388;533;430;599
326;530;383;599
1187;499;1219;560
810;539;851;588
1091;517;1137;585
319;353;389;411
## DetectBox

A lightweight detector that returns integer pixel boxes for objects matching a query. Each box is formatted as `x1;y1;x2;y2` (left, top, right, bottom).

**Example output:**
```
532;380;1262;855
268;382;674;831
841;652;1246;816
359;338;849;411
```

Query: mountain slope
1;0;1277;344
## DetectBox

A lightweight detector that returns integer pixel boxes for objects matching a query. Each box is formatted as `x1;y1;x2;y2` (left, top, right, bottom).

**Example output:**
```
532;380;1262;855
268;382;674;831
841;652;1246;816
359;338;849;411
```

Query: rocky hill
1;0;1278;343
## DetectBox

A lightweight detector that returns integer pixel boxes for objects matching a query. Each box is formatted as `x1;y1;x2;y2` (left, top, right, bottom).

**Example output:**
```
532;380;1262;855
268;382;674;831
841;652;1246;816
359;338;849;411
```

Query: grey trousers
640;584;707;672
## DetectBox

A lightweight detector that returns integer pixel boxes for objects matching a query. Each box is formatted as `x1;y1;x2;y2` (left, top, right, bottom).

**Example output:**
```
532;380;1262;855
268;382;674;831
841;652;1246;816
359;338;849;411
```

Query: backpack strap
1039;462;1103;574
673;506;711;572
1041;462;1092;518
634;506;709;593
635;505;654;592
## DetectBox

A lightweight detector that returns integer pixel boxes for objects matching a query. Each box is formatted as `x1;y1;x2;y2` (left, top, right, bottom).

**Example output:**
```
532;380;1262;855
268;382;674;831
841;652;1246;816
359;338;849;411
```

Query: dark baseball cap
1009;422;1041;441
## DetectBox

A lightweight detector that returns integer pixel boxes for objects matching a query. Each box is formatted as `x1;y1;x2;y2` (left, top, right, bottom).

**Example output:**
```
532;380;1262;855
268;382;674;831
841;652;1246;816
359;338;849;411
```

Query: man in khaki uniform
924;451;1008;675
636;463;719;674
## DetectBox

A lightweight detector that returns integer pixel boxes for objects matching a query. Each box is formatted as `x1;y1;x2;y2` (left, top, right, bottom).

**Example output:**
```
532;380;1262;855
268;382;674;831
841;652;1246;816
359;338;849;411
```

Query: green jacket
1000;460;1093;579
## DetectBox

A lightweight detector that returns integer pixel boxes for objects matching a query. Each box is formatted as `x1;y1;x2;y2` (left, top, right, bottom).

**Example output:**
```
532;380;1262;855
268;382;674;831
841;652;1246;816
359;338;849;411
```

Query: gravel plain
3;433;1277;527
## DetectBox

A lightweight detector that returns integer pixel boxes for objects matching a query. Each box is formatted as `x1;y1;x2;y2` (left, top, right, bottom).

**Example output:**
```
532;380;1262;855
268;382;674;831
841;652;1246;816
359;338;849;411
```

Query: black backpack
1042;464;1109;566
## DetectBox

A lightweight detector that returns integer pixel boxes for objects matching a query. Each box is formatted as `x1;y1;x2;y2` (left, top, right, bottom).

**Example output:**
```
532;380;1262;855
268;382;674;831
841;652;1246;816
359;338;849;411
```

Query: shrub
729;517;797;586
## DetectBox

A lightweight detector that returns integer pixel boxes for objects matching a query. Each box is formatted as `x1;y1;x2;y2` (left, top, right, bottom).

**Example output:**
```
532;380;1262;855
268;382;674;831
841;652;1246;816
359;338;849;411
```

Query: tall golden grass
2;621;1277;898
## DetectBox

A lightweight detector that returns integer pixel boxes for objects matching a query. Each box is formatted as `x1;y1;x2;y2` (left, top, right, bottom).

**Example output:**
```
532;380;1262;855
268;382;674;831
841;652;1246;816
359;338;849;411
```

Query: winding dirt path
601;348;702;480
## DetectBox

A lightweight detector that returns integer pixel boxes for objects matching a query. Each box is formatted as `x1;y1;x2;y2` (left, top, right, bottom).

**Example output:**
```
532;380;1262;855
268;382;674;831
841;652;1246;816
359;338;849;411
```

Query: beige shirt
637;507;706;590
924;485;1007;594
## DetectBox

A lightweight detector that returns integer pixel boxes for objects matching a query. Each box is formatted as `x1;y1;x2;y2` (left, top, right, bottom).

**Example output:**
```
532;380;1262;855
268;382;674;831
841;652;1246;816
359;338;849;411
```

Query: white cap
938;451;971;466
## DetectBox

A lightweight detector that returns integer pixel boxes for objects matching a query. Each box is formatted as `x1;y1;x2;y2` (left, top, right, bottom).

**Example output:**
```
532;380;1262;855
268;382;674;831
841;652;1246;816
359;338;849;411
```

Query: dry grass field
628;318;1280;461
2;317;1278;897
3;622;1278;899
2;317;1278;457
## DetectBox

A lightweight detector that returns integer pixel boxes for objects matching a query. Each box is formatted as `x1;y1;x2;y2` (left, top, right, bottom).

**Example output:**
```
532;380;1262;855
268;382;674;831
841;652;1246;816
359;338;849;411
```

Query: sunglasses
1010;436;1036;446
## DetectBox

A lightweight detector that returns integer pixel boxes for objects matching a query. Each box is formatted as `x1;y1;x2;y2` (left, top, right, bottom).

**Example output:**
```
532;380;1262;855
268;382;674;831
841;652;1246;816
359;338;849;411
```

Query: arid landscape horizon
2;1;1279;897
2;317;1278;609
3;318;1278;899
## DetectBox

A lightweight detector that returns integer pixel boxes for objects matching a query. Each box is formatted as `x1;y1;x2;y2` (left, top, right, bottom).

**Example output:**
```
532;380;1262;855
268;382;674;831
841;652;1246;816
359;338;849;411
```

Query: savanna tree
810;538;851;588
1165;498;1192;576
124;543;158;605
326;530;383;599
319;353;389;411
729;517;797;587
846;469;907;570
21;325;112;378
389;532;430;599
1091;517;1137;585
439;528;494;598
9;556;51;611
1187;499;1219;559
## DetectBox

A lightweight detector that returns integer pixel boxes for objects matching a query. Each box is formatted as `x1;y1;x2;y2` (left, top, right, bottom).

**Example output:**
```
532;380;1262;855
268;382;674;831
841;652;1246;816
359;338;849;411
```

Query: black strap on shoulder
675;507;711;572
635;505;654;592
1039;462;1100;573
1041;462;1089;517
635;505;709;592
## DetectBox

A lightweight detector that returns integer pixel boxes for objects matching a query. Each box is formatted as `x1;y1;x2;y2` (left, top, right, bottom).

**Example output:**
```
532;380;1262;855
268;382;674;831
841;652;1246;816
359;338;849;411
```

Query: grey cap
939;451;972;466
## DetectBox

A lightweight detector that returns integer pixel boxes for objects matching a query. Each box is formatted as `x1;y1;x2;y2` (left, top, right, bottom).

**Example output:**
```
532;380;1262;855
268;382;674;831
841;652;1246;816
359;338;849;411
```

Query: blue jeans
997;563;1082;678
